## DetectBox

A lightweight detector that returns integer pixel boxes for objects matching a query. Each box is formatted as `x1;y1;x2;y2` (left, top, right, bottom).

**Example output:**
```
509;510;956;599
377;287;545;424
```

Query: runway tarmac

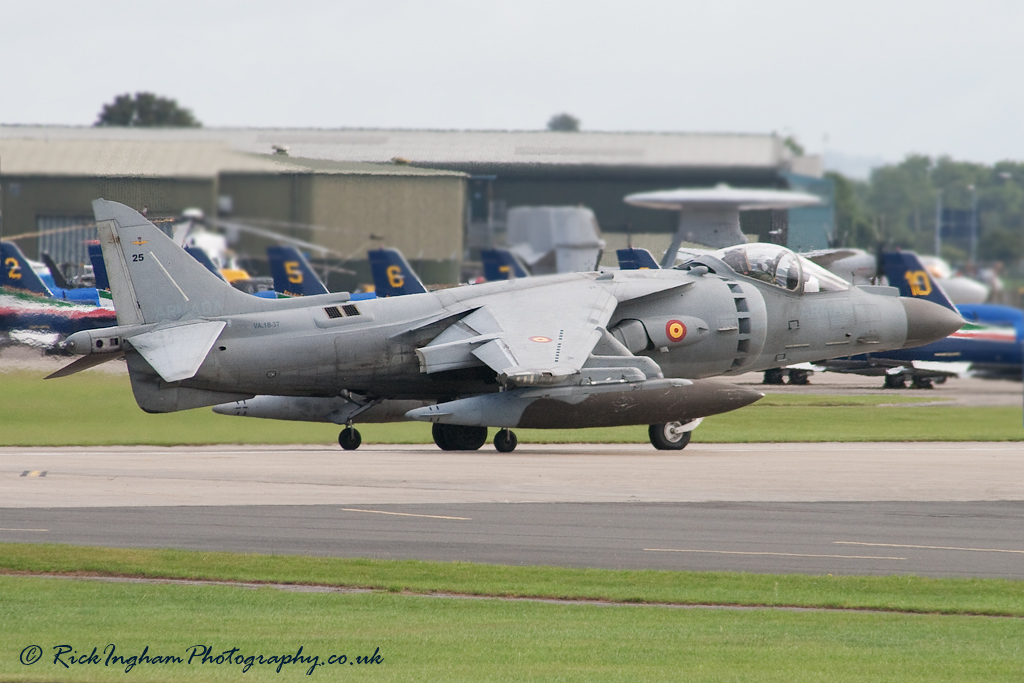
3;443;1024;578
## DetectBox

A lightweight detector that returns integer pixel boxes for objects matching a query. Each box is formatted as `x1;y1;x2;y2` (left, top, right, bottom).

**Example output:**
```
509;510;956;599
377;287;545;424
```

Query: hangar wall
220;168;466;285
1;176;214;260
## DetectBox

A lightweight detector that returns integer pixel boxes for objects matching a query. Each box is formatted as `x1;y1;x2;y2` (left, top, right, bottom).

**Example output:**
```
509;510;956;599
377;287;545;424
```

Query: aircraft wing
417;273;691;386
417;278;620;385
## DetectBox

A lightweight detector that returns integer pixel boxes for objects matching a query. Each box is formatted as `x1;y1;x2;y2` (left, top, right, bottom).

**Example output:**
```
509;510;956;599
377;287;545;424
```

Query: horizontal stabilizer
129;320;226;383
45;352;125;380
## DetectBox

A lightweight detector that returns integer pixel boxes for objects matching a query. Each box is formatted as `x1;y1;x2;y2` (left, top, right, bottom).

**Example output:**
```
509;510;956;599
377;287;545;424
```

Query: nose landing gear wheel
494;429;518;452
648;422;692;450
338;426;362;450
432;423;488;451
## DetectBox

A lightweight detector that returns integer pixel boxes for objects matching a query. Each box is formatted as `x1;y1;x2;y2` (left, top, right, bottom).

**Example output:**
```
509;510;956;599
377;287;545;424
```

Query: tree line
829;156;1024;266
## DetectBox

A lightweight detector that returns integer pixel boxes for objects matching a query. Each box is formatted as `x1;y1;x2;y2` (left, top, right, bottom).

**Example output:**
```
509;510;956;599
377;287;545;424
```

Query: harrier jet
51;200;963;452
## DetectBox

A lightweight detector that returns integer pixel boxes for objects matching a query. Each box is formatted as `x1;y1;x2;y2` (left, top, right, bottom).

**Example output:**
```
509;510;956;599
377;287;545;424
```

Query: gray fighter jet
51;200;963;452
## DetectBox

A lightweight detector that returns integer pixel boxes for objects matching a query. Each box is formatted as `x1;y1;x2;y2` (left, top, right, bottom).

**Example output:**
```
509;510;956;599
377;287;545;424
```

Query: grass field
1;369;1022;445
5;575;1024;682
3;545;1024;682
4;544;1024;616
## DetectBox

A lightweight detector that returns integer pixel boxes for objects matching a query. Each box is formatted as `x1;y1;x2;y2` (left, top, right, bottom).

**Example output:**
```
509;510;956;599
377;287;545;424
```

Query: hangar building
0;126;830;283
0;133;466;285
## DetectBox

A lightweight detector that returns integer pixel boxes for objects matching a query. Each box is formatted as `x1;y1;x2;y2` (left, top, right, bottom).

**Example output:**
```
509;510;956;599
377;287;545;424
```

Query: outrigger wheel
432;423;488;451
493;429;518;453
648;422;692;450
338;426;362;450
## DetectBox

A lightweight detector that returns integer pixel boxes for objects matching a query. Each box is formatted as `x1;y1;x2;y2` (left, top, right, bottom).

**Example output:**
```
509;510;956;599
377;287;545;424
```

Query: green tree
855;154;1024;270
826;172;876;248
547;113;580;132
865;154;935;251
95;92;201;127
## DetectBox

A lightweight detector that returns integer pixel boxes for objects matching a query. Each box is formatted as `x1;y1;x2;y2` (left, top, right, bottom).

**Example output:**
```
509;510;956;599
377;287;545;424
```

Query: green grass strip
1;369;1021;445
3;575;1022;682
3;543;1024;617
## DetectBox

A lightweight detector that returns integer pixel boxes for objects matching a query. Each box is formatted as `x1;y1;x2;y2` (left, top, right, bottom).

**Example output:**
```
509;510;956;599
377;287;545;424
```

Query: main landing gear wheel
762;368;785;385
338;426;362;450
432;423;488;451
649;422;692;451
494;429;518;453
787;369;810;385
883;374;907;389
911;376;934;390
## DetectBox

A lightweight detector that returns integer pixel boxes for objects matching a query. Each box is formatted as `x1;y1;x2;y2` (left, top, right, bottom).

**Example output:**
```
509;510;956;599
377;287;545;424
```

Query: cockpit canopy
685;244;849;293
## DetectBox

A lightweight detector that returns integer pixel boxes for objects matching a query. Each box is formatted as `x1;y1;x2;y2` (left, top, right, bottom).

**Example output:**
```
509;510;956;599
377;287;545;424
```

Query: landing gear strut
648;422;692;450
338;426;362;450
432;423;488;451
493;429;518;453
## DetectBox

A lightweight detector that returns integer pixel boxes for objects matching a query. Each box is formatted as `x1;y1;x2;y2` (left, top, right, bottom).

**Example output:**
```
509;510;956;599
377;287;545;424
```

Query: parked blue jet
481;248;530;280
2;241;103;306
615;247;661;271
851;251;1022;386
368;248;427;296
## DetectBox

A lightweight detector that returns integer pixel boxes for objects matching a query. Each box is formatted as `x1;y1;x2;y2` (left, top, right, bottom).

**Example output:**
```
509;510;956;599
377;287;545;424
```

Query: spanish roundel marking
529;336;552;343
665;320;686;343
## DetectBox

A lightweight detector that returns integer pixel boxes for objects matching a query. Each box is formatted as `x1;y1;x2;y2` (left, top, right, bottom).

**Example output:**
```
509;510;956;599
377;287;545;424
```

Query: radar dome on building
624;184;822;264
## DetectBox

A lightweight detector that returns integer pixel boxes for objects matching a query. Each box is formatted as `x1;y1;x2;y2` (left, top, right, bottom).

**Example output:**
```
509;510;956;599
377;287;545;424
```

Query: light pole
934;188;943;257
968;184;978;266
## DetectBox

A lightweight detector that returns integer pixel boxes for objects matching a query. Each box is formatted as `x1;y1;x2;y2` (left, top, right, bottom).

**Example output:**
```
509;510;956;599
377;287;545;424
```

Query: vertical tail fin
880;251;958;312
1;241;54;296
92;199;266;324
267;245;329;296
615;247;661;270
40;252;73;290
480;248;530;280
368;247;427;296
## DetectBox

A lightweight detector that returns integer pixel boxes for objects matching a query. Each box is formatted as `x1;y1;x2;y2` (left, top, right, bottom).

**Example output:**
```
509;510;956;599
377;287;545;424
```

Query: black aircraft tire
648;423;692;451
787;369;810;385
763;369;785;385
494;429;518;453
432;424;488;451
883;374;907;389
338;427;362;450
431;423;452;451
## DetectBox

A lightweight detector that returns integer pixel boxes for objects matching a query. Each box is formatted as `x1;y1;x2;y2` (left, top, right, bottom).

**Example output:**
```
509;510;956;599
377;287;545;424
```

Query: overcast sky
3;0;1022;166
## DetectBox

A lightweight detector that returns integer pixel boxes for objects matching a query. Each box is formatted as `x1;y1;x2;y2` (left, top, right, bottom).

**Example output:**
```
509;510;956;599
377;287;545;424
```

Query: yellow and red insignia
529;336;552;343
131;238;149;246
665;320;686;342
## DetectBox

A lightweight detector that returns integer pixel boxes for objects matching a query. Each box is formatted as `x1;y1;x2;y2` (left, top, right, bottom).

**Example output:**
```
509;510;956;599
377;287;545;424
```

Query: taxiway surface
3;443;1024;578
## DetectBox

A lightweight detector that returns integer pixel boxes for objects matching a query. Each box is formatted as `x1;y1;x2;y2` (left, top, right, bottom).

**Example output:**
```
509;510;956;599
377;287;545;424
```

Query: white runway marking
0;528;48;532
836;541;1024;555
339;508;471;521
644;549;905;560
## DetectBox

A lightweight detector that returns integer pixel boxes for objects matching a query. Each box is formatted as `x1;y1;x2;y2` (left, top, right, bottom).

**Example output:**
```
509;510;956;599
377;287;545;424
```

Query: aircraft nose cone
901;298;964;349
